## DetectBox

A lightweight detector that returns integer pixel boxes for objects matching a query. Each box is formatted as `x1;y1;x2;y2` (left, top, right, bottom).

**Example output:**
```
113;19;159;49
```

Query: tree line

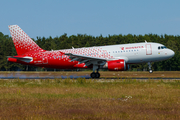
0;32;180;71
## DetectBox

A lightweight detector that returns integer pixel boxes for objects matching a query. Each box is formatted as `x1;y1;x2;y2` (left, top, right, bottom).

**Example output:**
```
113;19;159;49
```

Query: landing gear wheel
91;64;101;78
95;72;100;78
90;72;100;78
149;69;153;73
90;72;96;78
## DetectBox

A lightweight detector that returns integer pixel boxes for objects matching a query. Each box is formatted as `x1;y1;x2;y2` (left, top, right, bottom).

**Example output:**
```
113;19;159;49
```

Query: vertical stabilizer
8;25;44;55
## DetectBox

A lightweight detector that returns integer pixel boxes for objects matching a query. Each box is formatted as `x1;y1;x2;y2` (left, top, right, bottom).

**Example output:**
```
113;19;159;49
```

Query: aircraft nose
169;49;175;58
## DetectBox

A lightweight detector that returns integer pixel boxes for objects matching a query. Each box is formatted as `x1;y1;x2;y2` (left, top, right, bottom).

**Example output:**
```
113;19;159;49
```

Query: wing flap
64;53;107;66
65;53;107;61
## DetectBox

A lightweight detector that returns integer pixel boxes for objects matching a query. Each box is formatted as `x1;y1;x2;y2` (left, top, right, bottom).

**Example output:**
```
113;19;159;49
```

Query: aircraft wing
7;56;33;63
64;53;107;66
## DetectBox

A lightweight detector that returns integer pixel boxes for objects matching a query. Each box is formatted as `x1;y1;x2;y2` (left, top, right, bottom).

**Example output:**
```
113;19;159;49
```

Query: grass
0;78;180;119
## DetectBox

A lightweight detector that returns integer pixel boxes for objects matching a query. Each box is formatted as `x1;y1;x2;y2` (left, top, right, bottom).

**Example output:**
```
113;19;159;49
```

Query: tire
90;72;96;78
95;72;100;78
149;69;153;73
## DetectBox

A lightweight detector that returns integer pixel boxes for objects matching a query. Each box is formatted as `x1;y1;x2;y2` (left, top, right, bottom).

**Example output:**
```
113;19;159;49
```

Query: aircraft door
146;44;152;55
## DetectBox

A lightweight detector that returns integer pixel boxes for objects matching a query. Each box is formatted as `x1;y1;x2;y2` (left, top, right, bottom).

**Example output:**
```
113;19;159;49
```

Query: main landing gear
90;72;100;78
90;64;100;78
148;62;153;73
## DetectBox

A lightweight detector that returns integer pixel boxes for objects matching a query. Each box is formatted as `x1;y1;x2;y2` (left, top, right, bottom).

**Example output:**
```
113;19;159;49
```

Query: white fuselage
60;42;174;64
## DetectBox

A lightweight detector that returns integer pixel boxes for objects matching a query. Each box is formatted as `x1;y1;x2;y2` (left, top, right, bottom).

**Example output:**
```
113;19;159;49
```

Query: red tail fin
8;25;44;55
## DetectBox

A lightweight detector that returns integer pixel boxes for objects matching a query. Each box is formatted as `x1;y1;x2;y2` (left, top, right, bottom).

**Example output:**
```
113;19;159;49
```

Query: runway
0;71;180;80
0;75;91;79
0;76;180;80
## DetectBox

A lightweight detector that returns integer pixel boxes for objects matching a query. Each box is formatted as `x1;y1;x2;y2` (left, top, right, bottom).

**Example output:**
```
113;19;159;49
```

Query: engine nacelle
105;59;126;71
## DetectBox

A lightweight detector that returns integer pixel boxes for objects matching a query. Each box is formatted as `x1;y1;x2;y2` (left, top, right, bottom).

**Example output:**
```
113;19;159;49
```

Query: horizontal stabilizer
7;56;33;63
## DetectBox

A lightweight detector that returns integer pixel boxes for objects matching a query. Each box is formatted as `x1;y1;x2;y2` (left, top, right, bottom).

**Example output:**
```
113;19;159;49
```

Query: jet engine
104;59;126;71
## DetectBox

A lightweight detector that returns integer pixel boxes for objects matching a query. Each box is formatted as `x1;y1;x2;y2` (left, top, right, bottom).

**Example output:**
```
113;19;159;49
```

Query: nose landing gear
149;69;153;73
148;62;153;73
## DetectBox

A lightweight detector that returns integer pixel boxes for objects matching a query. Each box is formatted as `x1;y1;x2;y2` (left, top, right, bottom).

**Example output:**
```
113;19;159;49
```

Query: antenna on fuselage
72;46;74;49
145;40;147;43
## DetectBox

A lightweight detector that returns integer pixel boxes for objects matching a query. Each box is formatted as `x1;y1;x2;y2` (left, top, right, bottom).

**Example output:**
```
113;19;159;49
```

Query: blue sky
1;0;180;39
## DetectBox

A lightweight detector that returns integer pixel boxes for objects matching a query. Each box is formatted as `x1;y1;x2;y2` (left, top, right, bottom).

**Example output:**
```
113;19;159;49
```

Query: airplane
7;25;175;78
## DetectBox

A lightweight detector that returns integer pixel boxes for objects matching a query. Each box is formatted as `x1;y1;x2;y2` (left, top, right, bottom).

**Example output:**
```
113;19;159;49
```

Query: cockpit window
158;46;167;50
